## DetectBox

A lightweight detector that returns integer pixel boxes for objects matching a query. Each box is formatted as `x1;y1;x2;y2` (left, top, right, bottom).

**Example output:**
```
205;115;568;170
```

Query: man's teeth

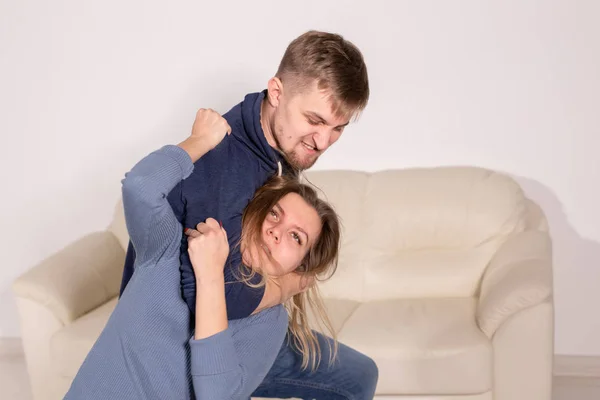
303;142;316;151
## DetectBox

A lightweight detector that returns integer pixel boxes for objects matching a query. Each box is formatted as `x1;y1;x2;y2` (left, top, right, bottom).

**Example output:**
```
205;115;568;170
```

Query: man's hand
253;271;315;314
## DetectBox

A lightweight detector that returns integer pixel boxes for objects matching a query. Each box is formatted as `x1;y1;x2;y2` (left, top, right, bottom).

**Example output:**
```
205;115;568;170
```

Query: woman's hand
179;108;231;163
186;218;230;340
185;218;230;283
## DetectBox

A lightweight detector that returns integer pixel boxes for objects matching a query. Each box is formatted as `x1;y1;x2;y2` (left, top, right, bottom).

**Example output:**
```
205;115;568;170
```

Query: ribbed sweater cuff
189;329;238;376
157;145;194;179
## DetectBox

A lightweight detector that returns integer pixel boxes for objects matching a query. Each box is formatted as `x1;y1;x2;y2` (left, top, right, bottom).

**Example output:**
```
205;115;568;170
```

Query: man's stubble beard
272;122;318;172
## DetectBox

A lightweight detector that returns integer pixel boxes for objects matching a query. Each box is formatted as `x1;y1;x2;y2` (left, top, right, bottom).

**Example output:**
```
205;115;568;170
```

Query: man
120;30;377;399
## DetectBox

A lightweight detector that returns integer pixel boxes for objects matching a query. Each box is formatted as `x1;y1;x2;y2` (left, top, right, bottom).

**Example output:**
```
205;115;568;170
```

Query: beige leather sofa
13;167;554;400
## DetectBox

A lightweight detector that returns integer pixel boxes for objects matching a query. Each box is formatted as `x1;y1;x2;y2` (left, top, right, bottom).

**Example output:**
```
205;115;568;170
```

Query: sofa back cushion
303;167;527;301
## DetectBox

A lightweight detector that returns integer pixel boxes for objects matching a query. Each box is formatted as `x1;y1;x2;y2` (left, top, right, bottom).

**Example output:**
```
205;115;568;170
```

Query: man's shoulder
181;136;263;198
190;134;256;170
222;100;243;122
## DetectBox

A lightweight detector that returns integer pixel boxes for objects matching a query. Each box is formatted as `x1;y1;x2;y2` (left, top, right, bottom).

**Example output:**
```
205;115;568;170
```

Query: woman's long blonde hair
237;175;341;371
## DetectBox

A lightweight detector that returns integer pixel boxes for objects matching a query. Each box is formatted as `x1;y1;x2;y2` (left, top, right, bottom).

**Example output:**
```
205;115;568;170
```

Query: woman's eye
291;232;301;244
270;210;278;220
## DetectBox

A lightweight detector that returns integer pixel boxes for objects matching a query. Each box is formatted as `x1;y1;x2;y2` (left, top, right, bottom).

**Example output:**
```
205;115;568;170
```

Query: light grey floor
1;339;599;400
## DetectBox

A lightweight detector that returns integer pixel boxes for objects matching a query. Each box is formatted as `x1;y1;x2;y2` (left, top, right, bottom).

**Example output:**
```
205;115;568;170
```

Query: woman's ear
296;264;307;273
299;274;315;292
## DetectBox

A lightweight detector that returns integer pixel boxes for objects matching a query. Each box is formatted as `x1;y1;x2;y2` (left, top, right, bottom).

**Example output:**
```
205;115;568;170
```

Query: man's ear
266;77;284;108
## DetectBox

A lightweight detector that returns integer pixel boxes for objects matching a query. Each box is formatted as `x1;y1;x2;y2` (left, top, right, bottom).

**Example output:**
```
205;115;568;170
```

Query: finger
187;235;200;247
208;108;220;120
225;121;232;135
198;109;209;123
184;228;202;238
196;222;210;234
205;218;220;231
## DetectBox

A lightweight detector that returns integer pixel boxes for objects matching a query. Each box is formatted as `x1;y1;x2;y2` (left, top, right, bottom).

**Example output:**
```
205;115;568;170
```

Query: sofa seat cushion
51;297;118;378
337;297;492;395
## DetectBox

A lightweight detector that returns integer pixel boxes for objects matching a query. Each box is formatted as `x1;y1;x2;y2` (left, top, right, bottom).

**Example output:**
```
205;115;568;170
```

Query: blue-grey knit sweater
64;145;288;399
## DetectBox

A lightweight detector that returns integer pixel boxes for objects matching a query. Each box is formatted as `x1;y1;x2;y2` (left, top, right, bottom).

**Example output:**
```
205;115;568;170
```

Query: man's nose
313;129;332;151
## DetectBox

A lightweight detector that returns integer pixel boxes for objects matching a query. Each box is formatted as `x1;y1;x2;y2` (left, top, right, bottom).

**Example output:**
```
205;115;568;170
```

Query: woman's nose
267;228;280;243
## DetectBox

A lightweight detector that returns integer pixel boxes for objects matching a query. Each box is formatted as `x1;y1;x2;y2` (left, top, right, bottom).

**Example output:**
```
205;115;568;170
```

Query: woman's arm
121;146;194;265
189;300;288;399
185;219;289;399
121;109;230;264
185;218;230;340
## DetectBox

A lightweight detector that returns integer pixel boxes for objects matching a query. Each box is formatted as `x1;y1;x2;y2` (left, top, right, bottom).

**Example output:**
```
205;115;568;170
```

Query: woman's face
247;193;322;276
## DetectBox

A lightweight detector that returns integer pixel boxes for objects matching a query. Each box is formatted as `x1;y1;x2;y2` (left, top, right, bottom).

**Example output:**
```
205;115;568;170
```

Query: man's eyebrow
304;111;349;128
305;111;326;123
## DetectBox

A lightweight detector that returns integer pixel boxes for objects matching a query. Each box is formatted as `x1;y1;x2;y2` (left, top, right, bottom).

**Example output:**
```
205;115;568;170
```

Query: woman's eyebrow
276;203;309;243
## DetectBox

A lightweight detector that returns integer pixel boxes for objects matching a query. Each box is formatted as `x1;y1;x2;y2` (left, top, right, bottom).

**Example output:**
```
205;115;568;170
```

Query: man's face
271;81;351;170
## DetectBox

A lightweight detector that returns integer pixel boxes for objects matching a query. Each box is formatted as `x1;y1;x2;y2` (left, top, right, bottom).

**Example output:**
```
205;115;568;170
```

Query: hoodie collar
238;90;295;177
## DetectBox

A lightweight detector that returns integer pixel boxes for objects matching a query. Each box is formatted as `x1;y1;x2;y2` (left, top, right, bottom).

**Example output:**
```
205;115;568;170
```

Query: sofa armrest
12;231;125;325
476;230;553;337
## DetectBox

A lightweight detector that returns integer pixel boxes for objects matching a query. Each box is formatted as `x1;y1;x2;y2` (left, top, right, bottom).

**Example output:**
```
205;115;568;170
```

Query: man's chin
288;153;319;171
300;157;319;170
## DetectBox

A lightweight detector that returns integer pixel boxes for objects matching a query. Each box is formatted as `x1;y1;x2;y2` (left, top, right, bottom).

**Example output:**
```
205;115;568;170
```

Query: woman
65;109;340;399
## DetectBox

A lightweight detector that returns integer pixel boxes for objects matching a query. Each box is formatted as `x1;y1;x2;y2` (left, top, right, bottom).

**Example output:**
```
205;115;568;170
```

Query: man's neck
260;97;278;150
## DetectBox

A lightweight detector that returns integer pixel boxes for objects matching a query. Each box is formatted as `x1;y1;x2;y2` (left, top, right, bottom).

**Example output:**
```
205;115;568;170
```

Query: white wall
1;0;598;355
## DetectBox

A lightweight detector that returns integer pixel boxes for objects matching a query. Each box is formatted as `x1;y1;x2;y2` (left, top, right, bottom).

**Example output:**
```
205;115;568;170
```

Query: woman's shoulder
230;304;288;329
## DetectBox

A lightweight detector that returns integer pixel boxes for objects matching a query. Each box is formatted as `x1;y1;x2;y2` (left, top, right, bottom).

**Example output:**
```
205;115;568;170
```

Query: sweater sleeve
189;305;288;399
121;145;193;265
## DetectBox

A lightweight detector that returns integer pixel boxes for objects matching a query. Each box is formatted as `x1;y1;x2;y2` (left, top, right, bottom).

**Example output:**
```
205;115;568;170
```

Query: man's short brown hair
276;30;369;120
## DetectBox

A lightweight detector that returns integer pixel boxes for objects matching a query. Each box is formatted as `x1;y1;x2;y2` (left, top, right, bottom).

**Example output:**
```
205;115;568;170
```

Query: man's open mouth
302;142;317;152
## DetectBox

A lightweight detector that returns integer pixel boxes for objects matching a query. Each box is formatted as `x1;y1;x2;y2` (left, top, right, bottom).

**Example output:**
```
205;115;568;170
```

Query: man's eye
308;119;319;125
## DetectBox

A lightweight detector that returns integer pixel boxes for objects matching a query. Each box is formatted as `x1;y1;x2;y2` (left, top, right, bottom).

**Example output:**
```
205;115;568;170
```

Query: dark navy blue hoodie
119;90;294;319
